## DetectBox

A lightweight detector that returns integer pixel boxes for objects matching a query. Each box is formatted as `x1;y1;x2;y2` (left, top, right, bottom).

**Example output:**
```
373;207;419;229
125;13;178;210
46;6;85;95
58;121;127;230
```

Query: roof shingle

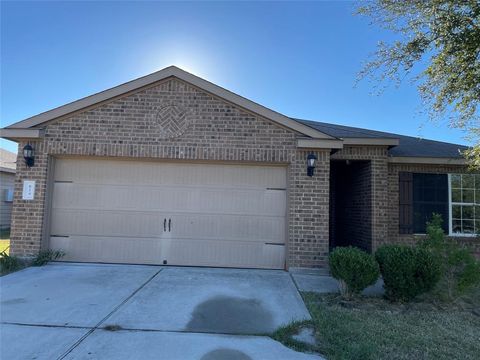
295;119;467;158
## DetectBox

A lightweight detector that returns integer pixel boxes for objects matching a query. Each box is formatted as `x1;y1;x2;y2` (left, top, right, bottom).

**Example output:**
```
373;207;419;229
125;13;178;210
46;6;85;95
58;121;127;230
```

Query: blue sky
1;1;467;153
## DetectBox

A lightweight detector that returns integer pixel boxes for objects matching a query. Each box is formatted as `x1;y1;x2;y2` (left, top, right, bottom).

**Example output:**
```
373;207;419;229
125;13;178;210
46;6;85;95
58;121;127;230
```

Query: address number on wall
22;180;36;200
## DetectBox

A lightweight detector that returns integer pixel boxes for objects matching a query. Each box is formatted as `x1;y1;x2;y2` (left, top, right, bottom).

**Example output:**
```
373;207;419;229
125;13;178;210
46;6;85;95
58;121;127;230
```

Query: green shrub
329;246;380;299
32;249;65;266
420;213;480;301
375;245;441;302
0;251;21;275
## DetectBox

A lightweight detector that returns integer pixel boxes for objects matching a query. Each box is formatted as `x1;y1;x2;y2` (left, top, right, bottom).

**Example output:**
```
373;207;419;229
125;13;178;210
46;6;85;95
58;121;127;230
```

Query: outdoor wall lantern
307;153;317;177
23;144;35;167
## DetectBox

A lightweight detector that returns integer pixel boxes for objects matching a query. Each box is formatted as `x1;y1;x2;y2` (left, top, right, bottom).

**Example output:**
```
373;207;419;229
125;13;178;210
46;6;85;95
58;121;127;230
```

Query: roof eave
0;128;45;142
389;156;466;165
342;137;400;147
0;166;16;174
297;138;344;149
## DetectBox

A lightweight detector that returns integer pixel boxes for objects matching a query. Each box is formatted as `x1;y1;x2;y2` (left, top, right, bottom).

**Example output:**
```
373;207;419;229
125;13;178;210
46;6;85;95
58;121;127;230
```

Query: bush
329;246;380;299
420;214;480;301
0;251;21;275
376;245;441;302
32;249;65;266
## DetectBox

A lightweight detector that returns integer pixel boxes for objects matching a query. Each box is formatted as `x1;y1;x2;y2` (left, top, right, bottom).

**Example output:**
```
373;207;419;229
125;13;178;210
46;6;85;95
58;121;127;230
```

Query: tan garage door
49;158;287;269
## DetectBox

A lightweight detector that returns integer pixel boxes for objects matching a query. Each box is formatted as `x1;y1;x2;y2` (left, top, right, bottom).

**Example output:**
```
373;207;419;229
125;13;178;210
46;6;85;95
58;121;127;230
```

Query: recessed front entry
48;158;287;269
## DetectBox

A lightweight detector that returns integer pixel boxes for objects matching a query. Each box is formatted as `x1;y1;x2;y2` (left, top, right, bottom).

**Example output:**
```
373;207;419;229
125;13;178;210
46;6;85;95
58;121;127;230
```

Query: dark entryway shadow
185;295;274;334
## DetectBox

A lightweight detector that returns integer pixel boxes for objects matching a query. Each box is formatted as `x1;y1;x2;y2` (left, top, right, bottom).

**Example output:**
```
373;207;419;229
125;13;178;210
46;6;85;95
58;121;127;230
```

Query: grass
1;246;66;276
271;320;319;353
294;291;480;360
0;253;22;276
0;228;10;255
31;249;65;266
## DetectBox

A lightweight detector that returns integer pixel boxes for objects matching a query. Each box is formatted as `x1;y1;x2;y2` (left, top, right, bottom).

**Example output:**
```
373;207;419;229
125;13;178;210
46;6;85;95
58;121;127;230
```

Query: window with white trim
449;174;480;236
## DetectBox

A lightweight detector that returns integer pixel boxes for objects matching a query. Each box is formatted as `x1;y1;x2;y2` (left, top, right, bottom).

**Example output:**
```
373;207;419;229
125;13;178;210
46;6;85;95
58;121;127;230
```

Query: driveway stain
1;298;27;305
200;348;252;360
185;295;274;334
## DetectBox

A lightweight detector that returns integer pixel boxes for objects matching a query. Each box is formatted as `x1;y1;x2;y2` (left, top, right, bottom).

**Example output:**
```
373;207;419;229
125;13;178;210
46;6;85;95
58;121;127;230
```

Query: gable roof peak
3;66;334;140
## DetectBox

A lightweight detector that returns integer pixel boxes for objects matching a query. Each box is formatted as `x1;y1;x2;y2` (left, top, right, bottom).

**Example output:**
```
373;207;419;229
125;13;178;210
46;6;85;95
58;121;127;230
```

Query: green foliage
357;1;480;168
420;213;480;301
0;251;21;275
376;245;441;302
329;246;380;299
32;249;65;266
302;292;480;360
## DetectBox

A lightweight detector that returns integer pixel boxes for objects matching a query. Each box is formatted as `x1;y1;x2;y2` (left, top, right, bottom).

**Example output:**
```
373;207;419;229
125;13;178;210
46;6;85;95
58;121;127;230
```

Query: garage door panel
50;209;166;237
50;158;287;269
51;209;285;243
53;184;286;216
166;239;285;269
50;236;162;264
168;213;285;243
55;159;286;188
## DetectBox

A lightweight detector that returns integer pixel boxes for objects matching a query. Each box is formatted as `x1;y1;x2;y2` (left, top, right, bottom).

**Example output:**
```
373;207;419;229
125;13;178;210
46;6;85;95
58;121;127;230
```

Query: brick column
371;157;389;252
10;141;49;257
288;150;330;268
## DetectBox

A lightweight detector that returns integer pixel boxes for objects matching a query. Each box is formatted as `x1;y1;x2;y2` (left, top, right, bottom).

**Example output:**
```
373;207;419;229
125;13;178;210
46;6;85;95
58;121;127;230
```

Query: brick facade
10;78;330;268
9;76;478;268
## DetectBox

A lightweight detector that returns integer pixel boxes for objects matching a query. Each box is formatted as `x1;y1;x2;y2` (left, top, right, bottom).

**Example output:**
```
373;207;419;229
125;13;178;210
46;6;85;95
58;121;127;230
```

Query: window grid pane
450;174;480;235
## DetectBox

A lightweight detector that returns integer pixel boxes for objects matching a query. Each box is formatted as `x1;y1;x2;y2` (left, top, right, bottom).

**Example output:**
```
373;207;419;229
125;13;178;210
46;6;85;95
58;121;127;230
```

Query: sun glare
138;39;221;81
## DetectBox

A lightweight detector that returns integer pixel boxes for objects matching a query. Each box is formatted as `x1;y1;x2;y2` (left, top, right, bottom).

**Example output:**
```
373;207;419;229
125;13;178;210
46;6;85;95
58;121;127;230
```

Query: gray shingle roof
295;119;467;158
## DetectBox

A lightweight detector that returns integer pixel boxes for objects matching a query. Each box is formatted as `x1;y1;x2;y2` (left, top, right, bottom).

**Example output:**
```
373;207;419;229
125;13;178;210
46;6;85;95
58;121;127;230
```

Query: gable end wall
10;78;331;268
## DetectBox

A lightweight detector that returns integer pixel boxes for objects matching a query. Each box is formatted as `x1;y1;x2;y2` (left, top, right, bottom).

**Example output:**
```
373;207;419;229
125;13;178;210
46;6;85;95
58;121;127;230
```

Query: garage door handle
168;218;172;232
164;218;167;232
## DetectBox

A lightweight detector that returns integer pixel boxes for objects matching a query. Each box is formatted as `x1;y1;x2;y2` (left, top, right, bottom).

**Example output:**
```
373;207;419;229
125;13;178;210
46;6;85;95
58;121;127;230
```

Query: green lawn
298;291;480;360
0;229;10;255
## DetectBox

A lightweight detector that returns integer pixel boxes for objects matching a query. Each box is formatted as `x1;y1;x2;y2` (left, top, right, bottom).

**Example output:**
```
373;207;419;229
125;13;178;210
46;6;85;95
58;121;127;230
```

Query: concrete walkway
0;263;323;360
289;268;385;296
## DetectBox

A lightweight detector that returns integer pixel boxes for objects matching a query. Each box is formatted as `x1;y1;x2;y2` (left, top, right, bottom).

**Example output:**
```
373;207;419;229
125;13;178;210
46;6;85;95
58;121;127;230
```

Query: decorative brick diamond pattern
155;103;190;139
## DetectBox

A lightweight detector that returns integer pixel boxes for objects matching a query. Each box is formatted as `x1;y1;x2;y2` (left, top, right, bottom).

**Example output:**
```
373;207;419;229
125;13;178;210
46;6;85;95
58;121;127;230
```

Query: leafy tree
356;1;480;167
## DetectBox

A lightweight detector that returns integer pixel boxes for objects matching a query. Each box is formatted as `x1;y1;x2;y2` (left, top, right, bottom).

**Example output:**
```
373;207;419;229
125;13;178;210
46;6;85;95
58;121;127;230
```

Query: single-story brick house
1;66;478;269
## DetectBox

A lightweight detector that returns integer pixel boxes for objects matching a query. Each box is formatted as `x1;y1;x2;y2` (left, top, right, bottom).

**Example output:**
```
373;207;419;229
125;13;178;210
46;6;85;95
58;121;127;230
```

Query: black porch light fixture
23;144;35;167
307;153;317;177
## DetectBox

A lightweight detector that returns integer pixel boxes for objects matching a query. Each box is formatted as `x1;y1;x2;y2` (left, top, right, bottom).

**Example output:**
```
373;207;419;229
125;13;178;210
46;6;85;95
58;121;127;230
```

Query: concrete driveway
0;263;323;360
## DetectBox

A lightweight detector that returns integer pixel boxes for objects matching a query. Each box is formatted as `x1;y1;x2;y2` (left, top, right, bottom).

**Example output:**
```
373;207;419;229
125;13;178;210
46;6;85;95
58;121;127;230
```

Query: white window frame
448;173;478;237
448;174;452;235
